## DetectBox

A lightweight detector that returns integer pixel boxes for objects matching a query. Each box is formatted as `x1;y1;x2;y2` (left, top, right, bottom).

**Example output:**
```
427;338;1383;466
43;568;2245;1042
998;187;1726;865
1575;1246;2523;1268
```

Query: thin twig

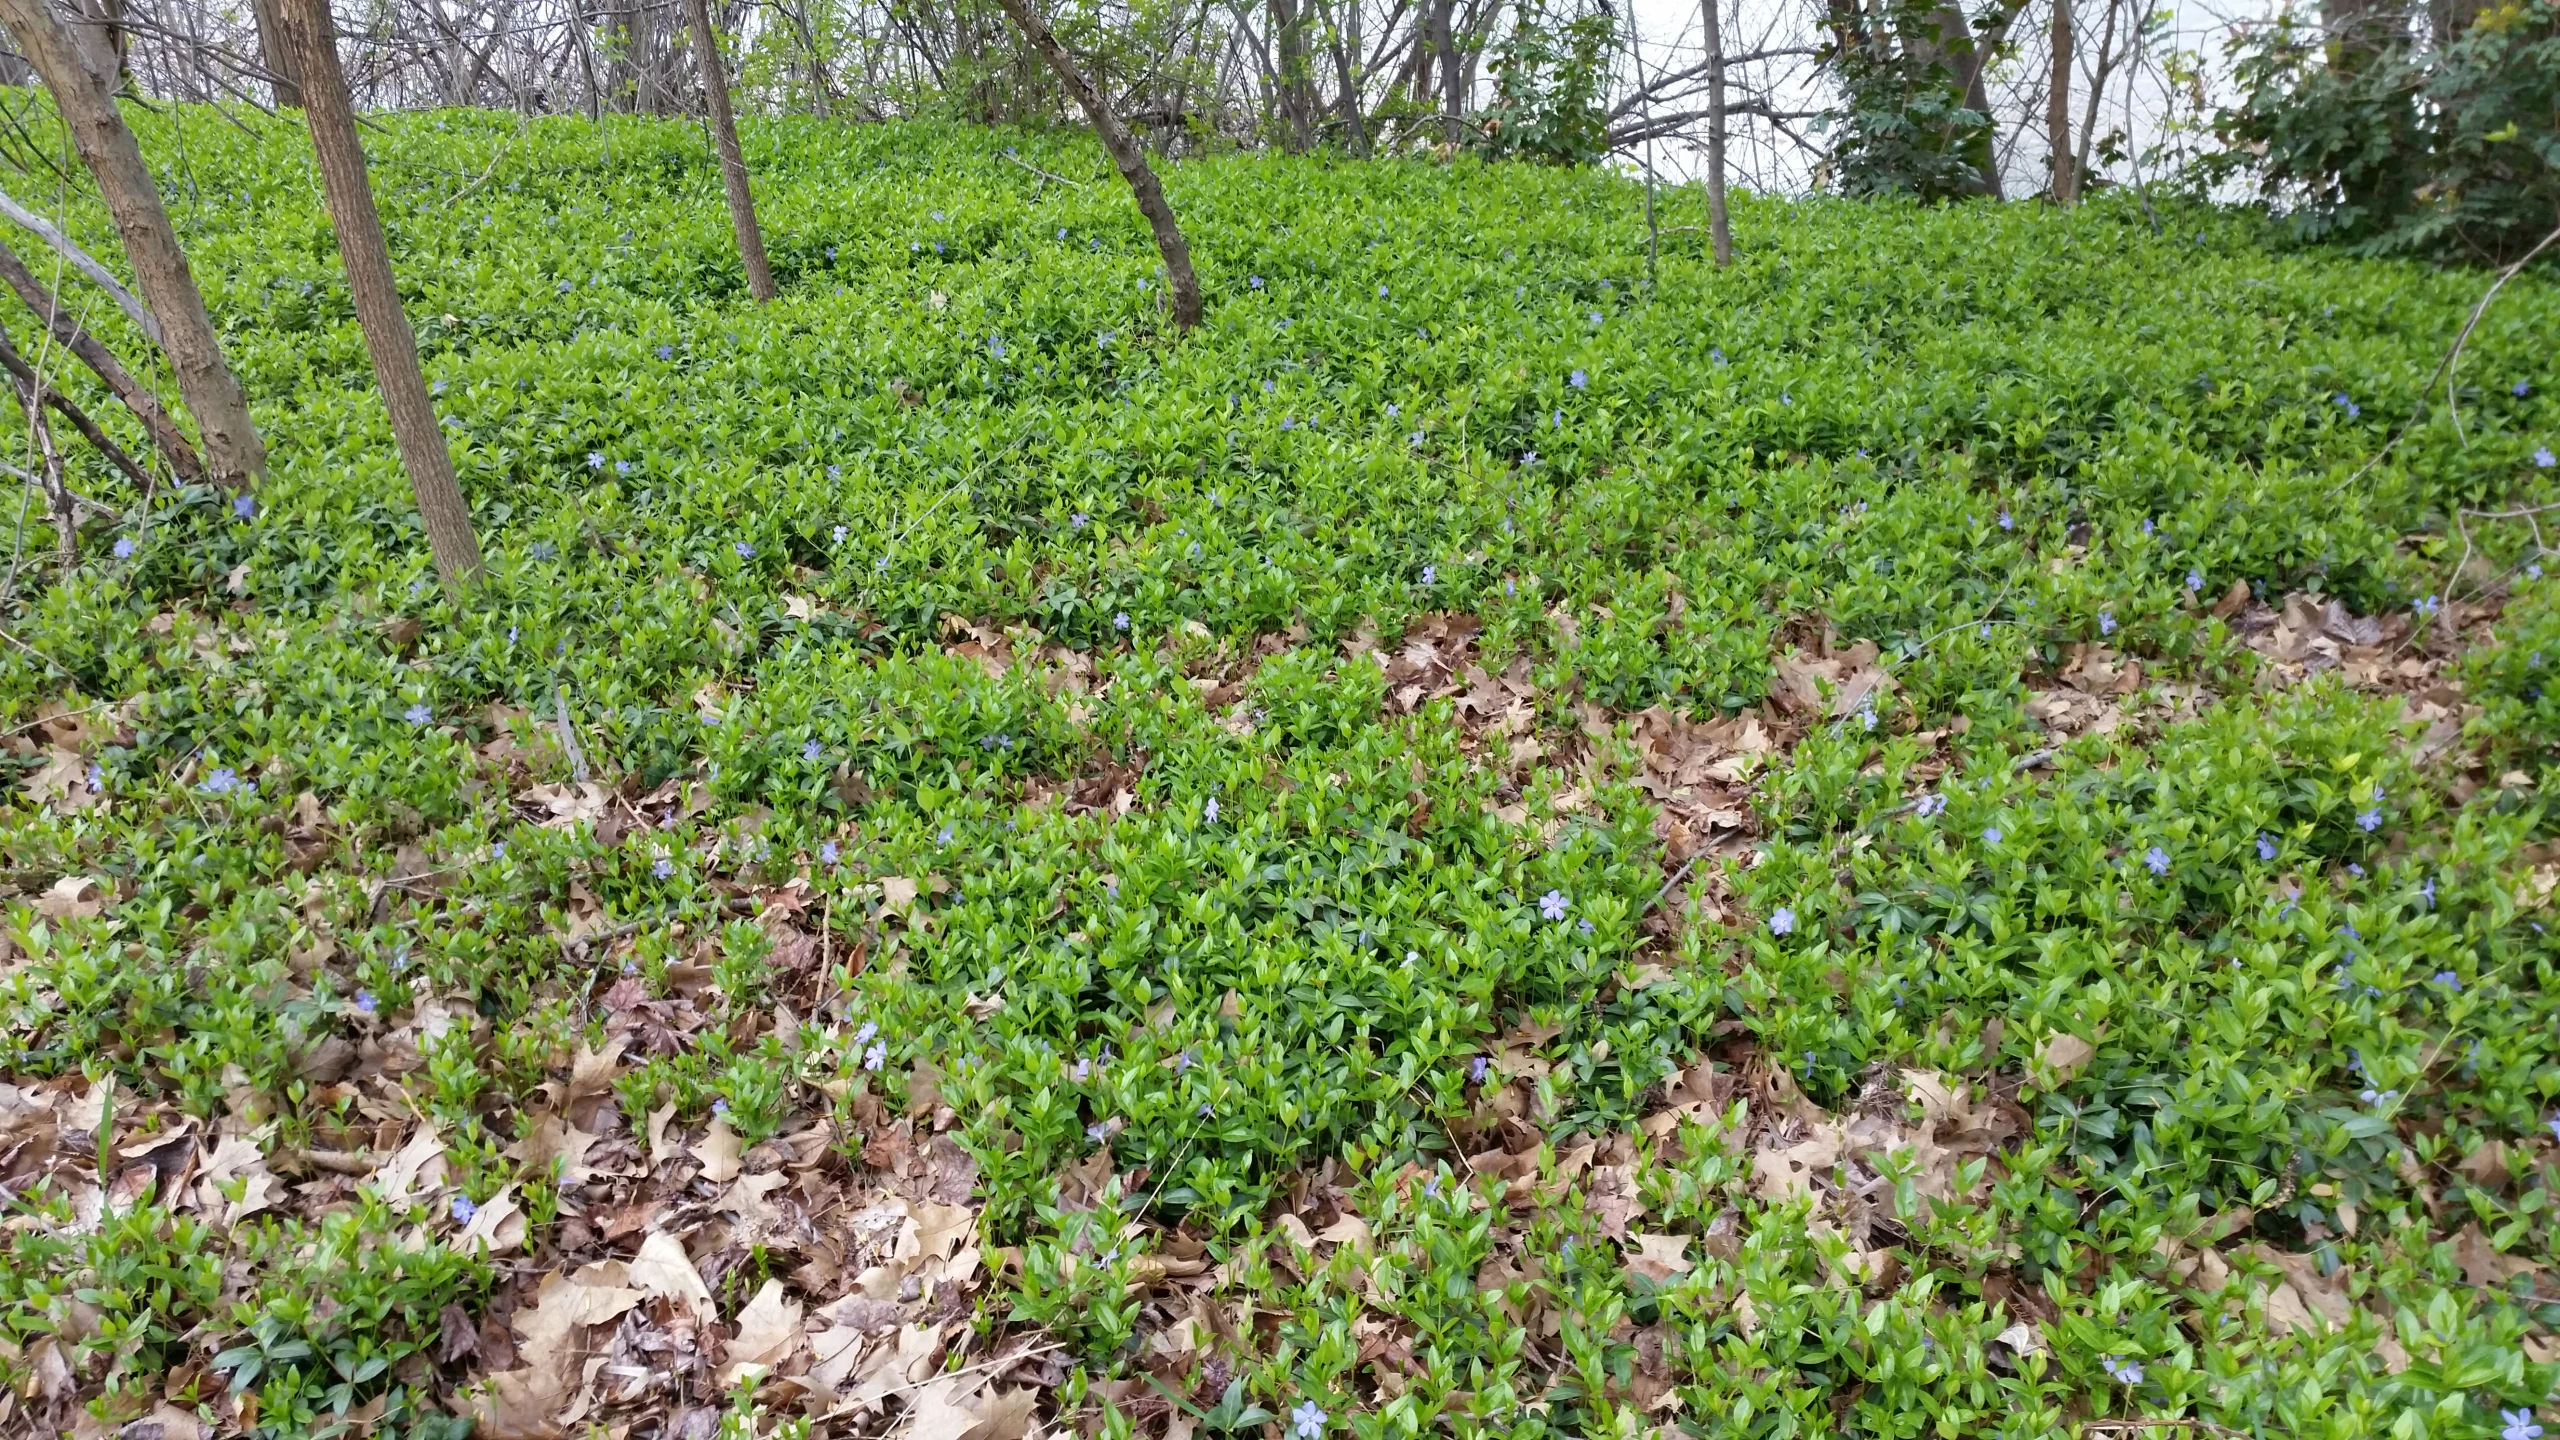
1000;150;1088;189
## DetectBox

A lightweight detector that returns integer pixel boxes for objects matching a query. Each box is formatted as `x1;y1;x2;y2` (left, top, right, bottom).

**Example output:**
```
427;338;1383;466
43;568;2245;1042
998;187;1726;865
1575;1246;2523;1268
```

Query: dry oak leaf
719;1277;806;1385
34;874;108;920
465;1365;568;1440
371;1125;447;1204
513;1262;645;1361
630;1229;717;1312
458;1184;527;1252
2032;1032;2097;1085
692;1116;744;1183
1626;1233;1693;1284
1750;1127;1842;1203
2452;1223;2544;1290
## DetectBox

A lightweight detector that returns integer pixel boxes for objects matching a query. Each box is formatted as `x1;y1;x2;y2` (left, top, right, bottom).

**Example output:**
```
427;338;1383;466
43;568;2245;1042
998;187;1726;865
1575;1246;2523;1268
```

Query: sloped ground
0;111;2556;1440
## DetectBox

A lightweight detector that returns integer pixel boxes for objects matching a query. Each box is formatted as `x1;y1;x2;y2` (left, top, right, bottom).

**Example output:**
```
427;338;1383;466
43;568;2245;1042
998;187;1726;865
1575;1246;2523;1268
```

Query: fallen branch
0;238;200;484
0;321;156;491
0;185;163;346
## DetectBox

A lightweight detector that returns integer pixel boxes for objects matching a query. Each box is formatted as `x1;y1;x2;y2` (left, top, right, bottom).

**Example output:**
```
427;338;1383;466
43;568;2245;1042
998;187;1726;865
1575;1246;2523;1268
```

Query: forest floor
0;110;2557;1440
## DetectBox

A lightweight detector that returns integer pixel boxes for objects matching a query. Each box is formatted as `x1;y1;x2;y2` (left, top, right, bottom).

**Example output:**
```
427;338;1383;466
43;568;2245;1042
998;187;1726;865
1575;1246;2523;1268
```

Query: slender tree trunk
992;0;1204;331
1437;0;1462;142
0;238;202;482
248;0;302;106
681;0;776;301
1702;0;1731;267
2073;0;2119;183
2047;0;2074;203
273;0;485;591
0;320;153;491
0;0;267;488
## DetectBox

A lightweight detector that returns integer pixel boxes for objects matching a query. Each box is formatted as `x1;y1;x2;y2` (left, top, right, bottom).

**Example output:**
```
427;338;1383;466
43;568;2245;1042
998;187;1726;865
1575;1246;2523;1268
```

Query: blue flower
404;703;433;727
1521;451;1538;466
2186;570;2205;592
988;335;1006;359
557;279;572;294
653;858;675;879
2433;970;2460;989
1569;369;1588;389
2334;393;2360;418
2515;381;2532;397
2101;1357;2145;1386
529;540;557;561
1384;403;1399;418
833;524;848;545
1710;347;1727;365
614;460;632;475
201;767;241;795
938;825;955;844
656;344;673;360
864;1042;887;1071
820;841;840;866
931;209;946;222
354;990;377;1013
451;1195;477;1224
1539;889;1570;922
1291;1402;1327;1440
2537;447;2557;468
2144;846;2170;876
2099;611;2116;636
113;536;135;559
2412;595;2439;617
803;740;823;762
734;541;755;560
1588;311;1603;325
1768;907;1796;936
854;1021;879;1046
1420;564;1437;585
1409;431;1425;447
876;556;890;571
2359;809;2382;831
2257;833;2278;860
1113;612;1130;632
1377;284;1389;298
828;464;842;478
1999;510;2014;531
1578;917;1594;935
1204;796;1220;824
1915;793;1945;818
1470;1055;1490;1084
1983;827;2002;845
2501;1409;2543;1440
234;495;257;520
1250;275;1264;289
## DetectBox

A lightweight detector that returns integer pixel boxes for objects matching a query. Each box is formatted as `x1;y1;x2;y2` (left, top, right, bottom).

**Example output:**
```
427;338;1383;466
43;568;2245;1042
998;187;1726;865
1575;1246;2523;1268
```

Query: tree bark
248;0;302;107
0;0;266;488
993;0;1204;331
2047;0;2074;203
1702;0;1731;267
681;0;776;302
0;237;202;483
1;324;76;565
272;0;485;591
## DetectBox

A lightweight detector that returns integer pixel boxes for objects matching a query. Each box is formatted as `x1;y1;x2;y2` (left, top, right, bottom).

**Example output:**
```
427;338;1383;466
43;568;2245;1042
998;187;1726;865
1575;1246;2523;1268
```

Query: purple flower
1539;889;1569;922
712;1098;730;1116
1113;612;1130;632
803;740;823;761
2514;381;2532;397
1071;512;1090;529
2433;970;2460;989
1385;403;1400;418
451;1195;477;1224
1470;1055;1489;1084
937;825;954;845
2098;611;2116;636
112;536;136;559
2501;1410;2543;1440
656;344;673;360
2101;1357;2145;1386
354;990;377;1013
586;451;605;470
1420;564;1437;585
1410;431;1425;447
233;496;257;520
653;857;675;879
2144;846;2170;876
2334;393;2360;418
84;764;101;793
1377;285;1389;298
2186;570;2205;592
614;460;632;475
1578;917;1594;935
1250;275;1264;289
864;1042;887;1071
404;703;433;726
854;1021;878;1046
1291;1402;1327;1440
1916;793;1945;818
2537;447;2557;469
1999;510;2014;531
2412;595;2439;618
2358;809;2382;832
1982;827;2002;845
1204;796;1221;824
1768;907;1796;936
2258;833;2278;860
200;767;241;795
1569;369;1588;389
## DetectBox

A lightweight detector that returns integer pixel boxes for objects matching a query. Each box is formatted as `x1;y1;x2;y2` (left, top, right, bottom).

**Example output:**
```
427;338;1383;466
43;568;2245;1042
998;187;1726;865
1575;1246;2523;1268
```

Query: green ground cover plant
0;104;2555;1440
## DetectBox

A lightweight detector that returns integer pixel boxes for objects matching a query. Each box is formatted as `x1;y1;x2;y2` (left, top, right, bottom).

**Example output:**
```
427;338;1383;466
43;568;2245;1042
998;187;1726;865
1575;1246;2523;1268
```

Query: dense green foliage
0;104;2556;1437
2214;0;2560;263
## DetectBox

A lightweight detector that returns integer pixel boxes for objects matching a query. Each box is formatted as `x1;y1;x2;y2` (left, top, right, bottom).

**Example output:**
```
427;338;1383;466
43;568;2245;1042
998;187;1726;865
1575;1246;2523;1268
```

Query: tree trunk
681;0;776;302
2047;0;2074;203
1329;0;1367;155
0;0;267;488
248;0;301;107
2073;0;2119;184
992;0;1203;331
1438;0;1463;142
273;0;485;592
0;237;202;482
1702;0;1731;267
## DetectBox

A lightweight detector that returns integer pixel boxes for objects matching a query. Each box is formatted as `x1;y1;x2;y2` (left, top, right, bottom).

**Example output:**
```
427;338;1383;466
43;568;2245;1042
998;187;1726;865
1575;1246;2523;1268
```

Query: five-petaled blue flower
354;990;377;1013
2102;1357;2145;1386
833;524;848;545
451;1195;477;1224
653;858;675;879
615;460;633;475
1113;612;1131;631
1539;889;1570;922
234;496;257;520
2258;833;2278;860
656;344;673;360
2433;970;2461;990
1569;369;1588;389
1377;285;1389;298
820;841;840;866
803;740;823;761
735;541;755;560
1204;796;1221;824
1291;1402;1328;1440
2186;570;2205;592
2501;1409;2543;1440
1769;907;1796;936
2537;447;2557;468
1999;510;2014;530
1983;827;2003;845
1470;1055;1490;1084
2359;808;2383;831
2413;595;2439;617
1916;793;1946;818
1249;275;1264;289
113;536;135;559
404;704;432;727
2144;846;2170;875
2099;611;2116;636
1420;564;1437;585
587;451;605;469
2515;381;2533;397
2334;393;2360;418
